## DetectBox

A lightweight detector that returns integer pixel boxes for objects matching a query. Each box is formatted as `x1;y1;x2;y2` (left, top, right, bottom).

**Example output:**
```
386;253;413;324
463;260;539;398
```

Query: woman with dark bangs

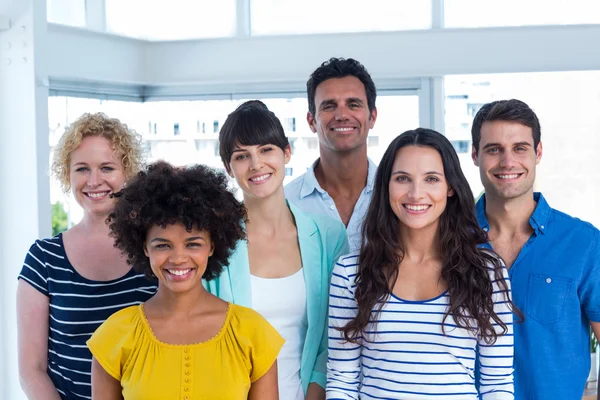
87;161;284;399
327;129;517;400
205;100;349;400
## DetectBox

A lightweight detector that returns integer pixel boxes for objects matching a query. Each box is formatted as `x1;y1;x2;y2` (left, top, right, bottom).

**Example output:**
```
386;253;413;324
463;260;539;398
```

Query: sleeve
86;309;137;381
18;240;50;296
478;265;514;400
326;257;361;400
248;311;286;383
311;222;351;389
580;230;600;323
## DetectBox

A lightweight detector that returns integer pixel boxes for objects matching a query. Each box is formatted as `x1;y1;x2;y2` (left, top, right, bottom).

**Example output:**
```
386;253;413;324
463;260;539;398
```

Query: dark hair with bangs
219;100;290;171
107;161;246;281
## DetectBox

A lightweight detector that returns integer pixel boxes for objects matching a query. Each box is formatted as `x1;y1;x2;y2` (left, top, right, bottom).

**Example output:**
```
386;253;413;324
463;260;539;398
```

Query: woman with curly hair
87;161;284;400
17;113;156;400
327;129;517;399
205;100;349;400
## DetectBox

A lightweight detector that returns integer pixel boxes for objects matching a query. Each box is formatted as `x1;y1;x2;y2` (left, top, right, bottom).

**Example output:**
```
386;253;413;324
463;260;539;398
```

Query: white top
251;268;308;400
327;251;515;400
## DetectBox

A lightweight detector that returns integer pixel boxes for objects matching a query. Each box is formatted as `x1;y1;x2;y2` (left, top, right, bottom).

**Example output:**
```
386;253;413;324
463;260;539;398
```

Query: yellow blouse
87;303;284;400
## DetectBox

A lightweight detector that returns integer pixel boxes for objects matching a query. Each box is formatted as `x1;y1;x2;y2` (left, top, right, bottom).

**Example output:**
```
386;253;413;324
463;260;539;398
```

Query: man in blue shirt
471;99;600;399
285;58;378;251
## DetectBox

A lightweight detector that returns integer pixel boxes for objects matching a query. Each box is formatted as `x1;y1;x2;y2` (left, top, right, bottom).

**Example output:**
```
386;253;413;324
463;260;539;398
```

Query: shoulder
284;173;307;197
550;207;599;236
26;235;64;259
333;251;360;278
227;304;284;346
100;305;143;331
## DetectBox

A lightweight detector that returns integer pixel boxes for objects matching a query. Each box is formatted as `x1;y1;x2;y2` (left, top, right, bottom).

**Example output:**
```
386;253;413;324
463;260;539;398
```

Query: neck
77;212;111;235
484;191;536;235
243;187;294;235
315;146;369;194
398;222;439;264
151;284;212;317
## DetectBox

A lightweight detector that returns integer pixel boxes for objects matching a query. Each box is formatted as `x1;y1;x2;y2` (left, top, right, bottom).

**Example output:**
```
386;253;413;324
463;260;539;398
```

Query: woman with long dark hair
327;128;516;399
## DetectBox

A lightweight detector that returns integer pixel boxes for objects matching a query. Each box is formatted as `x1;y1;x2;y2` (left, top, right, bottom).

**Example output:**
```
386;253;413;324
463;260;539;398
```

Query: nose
87;169;101;187
499;150;517;168
407;181;424;200
249;154;263;171
334;104;350;121
168;247;188;265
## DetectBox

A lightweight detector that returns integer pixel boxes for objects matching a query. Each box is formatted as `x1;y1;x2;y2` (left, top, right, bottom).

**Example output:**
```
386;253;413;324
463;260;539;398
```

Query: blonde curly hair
52;112;145;193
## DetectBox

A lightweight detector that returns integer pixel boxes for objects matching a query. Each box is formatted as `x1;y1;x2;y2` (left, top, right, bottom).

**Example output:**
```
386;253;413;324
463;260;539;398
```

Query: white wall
0;1;50;398
44;24;600;90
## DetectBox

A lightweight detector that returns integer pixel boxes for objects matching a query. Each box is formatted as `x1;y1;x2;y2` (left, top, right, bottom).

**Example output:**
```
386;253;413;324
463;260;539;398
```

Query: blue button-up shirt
476;193;600;400
284;158;376;252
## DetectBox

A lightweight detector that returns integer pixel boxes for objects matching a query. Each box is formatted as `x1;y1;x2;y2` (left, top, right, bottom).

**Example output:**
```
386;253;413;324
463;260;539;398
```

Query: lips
84;191;110;199
331;126;356;133
493;173;523;181
165;268;195;281
403;204;431;214
249;173;272;184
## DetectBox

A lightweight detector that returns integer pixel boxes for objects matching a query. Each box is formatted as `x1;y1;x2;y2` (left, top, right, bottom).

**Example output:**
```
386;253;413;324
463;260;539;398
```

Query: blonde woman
17;113;157;400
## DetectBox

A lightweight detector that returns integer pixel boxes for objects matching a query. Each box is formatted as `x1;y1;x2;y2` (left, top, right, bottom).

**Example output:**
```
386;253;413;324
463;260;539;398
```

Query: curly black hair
107;161;246;281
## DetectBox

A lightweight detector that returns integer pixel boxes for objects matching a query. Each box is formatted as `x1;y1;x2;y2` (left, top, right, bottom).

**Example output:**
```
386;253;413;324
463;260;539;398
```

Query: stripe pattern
327;252;514;400
19;234;157;400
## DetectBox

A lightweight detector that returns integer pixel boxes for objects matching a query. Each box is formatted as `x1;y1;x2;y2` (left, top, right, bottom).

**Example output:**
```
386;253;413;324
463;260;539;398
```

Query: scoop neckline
57;232;138;284
138;302;233;348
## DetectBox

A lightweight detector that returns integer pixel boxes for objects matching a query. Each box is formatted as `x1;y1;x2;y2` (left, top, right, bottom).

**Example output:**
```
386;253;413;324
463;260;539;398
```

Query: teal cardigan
204;202;349;392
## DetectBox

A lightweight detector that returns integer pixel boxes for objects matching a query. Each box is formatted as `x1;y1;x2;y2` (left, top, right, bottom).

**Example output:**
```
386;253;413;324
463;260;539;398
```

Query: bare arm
306;382;325;400
16;280;62;400
248;361;279;400
91;358;122;400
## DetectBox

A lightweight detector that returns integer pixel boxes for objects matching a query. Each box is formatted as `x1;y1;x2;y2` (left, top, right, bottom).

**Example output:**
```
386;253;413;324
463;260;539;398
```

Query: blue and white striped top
18;234;157;400
327;252;514;400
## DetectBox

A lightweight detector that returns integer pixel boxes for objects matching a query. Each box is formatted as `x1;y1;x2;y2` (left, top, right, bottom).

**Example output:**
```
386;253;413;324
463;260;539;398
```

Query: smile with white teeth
167;268;192;276
333;127;354;132
86;191;110;198
404;204;430;211
250;174;271;182
495;174;521;180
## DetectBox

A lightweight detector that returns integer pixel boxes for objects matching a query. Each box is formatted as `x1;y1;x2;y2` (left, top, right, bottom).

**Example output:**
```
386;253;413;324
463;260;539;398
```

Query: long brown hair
340;128;518;345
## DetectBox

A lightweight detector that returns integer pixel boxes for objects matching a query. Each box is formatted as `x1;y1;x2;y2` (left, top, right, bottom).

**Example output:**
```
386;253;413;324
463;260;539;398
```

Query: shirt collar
475;192;550;235
299;157;377;198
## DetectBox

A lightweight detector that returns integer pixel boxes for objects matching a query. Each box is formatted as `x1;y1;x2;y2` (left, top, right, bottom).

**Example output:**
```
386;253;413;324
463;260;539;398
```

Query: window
47;0;86;27
251;0;431;36
445;71;600;228
49;93;419;221
445;0;600;28
105;0;236;40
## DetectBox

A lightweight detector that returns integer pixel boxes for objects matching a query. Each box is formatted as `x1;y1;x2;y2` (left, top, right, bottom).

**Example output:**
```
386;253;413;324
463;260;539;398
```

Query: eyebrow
482;141;532;150
72;161;117;166
392;170;443;176
318;97;365;109
149;236;206;244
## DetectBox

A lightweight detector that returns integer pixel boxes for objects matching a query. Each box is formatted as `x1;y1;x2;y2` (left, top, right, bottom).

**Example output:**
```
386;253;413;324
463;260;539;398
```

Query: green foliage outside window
52;202;68;236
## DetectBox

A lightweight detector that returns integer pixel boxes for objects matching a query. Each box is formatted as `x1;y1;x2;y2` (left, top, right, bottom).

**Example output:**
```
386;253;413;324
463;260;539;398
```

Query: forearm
306;382;325;400
20;369;62;400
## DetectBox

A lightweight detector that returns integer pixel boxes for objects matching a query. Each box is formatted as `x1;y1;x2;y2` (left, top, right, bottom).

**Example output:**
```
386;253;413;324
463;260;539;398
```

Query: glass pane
445;71;600;228
47;0;86;27
445;0;600;28
251;0;431;35
105;0;236;40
